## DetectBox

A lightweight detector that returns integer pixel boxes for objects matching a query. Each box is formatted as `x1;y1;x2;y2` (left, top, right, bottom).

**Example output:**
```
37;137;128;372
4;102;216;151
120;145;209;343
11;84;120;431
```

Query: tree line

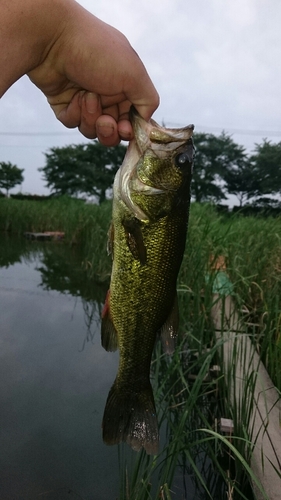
1;132;281;207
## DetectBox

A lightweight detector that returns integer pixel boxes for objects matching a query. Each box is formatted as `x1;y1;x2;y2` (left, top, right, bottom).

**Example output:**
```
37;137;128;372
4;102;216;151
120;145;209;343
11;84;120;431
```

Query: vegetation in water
1;197;281;498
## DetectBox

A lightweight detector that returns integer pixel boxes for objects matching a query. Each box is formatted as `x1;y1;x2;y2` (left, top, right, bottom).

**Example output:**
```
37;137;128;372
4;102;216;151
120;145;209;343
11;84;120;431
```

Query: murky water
0;237;119;499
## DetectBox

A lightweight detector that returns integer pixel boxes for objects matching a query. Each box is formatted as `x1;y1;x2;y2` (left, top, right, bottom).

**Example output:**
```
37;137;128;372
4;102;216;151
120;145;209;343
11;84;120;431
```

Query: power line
165;123;281;137
198;127;281;137
0;126;280;137
0;131;80;136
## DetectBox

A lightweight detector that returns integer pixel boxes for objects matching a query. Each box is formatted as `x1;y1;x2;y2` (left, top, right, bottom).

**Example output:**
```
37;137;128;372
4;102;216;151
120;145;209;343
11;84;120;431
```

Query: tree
224;139;281;207
192;132;246;203
40;142;126;203
249;140;281;198
223;158;260;207
0;161;24;196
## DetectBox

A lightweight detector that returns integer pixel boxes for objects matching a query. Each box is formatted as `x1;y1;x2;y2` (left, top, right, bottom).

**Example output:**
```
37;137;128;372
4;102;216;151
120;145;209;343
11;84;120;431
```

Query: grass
175;203;281;391
0;196;112;278
117;333;262;499
1;197;281;498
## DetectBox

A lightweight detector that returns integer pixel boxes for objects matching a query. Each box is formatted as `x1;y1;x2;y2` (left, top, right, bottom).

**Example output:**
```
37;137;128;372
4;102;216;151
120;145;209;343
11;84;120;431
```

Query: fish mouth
130;106;194;155
115;107;194;221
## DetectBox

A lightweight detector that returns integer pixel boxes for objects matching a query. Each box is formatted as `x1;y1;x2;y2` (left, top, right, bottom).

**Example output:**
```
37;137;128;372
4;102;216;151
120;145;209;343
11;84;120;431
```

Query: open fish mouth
115;107;194;222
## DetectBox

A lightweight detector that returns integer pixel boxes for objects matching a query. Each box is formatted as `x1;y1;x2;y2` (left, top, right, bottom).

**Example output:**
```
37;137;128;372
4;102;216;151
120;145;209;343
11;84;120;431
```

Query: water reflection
1;236;108;346
0;233;32;267
0;236;119;500
35;242;108;346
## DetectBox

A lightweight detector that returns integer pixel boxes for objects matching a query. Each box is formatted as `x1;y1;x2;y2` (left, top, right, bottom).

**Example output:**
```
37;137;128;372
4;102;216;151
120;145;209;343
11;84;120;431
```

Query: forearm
0;0;70;96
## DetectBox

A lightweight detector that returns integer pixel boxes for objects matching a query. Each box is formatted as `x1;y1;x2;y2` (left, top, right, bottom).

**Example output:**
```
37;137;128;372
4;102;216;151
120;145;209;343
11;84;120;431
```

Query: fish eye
175;151;192;168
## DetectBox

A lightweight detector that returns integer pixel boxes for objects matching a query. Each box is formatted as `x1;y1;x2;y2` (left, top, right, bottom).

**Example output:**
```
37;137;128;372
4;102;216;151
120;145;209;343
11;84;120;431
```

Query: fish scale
101;107;194;454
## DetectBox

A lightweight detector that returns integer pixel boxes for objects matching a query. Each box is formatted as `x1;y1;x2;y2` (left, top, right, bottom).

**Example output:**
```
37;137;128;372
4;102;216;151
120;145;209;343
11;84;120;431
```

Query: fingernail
97;124;114;138
85;92;98;114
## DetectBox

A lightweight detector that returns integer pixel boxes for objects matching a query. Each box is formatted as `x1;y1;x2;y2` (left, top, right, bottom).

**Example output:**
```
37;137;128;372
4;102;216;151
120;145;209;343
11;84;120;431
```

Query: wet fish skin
101;107;194;454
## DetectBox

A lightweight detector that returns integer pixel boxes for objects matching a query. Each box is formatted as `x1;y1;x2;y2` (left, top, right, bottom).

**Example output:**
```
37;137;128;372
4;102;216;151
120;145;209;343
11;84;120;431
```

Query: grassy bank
0;196;112;278
178;203;281;391
1;196;280;389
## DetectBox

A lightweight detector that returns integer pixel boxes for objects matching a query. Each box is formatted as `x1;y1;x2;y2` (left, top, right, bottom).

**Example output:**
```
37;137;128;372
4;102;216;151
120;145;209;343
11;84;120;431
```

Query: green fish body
101;108;194;454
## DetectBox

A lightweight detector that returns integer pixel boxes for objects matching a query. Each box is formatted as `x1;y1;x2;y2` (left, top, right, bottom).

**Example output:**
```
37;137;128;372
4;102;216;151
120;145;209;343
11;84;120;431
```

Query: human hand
27;1;159;145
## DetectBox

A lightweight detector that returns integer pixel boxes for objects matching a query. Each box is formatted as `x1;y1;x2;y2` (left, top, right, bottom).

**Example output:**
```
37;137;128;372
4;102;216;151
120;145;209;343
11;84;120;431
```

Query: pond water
0;236;231;500
0;237;119;499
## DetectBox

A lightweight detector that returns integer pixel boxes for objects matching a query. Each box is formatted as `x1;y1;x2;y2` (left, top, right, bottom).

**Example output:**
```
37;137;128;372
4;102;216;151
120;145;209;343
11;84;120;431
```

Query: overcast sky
1;0;281;197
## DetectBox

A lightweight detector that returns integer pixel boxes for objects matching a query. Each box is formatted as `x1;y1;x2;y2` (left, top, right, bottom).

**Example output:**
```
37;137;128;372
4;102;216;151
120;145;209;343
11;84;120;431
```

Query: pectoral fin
101;290;118;352
160;295;179;355
122;217;147;265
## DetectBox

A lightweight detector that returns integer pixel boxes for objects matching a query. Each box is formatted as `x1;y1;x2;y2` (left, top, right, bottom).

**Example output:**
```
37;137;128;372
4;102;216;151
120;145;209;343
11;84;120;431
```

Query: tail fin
102;380;159;455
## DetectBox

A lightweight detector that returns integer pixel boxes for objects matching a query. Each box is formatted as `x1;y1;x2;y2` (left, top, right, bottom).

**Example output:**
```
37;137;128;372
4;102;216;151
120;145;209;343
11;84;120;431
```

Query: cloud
1;0;281;194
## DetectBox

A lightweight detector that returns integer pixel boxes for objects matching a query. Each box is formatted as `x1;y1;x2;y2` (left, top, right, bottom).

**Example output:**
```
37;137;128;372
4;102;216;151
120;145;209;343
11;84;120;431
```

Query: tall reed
1;197;280;387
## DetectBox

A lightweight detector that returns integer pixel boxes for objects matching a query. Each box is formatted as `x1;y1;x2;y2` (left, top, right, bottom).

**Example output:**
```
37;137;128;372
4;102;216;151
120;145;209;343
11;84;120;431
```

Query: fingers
95;115;119;146
81;96;133;143
122;54;160;122
96;115;133;145
117;120;134;141
51;90;134;145
49;89;82;128
79;91;101;138
128;89;160;123
54;91;102;139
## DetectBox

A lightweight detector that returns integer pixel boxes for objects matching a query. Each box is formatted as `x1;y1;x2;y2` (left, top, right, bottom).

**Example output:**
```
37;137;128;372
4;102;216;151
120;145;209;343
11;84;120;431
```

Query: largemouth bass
101;107;194;454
